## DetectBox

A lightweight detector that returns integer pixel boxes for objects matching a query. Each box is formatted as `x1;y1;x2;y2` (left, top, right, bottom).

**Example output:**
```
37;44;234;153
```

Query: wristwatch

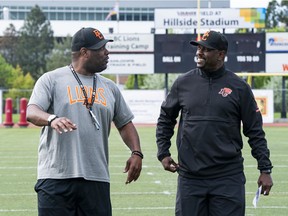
260;169;272;174
47;114;58;126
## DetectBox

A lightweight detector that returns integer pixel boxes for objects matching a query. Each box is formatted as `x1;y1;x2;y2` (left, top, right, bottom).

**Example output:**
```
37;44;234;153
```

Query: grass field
0;126;287;216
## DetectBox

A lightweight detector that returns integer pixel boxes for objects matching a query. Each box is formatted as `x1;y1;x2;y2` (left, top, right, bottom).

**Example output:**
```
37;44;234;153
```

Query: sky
230;0;275;8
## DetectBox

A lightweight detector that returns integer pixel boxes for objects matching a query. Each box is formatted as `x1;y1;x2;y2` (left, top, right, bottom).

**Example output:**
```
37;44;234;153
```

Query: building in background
0;0;230;36
0;0;229;21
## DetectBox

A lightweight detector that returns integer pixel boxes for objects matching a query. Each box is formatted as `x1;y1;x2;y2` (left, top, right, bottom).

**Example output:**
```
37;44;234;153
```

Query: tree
46;37;72;71
0;54;34;91
5;66;35;100
124;74;179;90
266;0;281;28
125;74;145;89
0;55;15;88
0;24;18;67
0;54;35;106
279;0;288;26
143;74;179;90
17;5;54;79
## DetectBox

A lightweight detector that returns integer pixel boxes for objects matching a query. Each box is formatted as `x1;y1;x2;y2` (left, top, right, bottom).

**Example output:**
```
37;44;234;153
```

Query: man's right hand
161;156;179;173
51;117;77;134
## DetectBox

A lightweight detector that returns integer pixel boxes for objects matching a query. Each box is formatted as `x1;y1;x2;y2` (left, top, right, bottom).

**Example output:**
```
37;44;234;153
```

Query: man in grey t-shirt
27;27;143;216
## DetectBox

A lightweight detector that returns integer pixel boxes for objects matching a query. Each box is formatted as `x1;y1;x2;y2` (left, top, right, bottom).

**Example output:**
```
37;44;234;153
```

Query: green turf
0;126;287;216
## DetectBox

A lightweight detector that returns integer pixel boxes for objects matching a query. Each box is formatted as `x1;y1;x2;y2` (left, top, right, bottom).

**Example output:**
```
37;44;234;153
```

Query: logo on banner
255;97;267;116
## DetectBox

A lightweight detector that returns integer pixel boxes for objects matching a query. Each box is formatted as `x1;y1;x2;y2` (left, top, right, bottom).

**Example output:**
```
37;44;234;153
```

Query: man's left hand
123;155;142;184
258;173;273;195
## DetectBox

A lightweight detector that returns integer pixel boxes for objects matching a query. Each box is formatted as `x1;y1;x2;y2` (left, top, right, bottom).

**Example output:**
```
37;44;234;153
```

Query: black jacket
156;66;273;179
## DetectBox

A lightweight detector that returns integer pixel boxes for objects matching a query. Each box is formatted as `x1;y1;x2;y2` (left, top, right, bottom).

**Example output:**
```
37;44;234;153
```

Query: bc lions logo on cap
218;87;232;97
201;31;210;41
93;29;104;40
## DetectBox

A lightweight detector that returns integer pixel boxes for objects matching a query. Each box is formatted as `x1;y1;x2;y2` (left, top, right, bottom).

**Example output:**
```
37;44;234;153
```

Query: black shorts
34;178;112;216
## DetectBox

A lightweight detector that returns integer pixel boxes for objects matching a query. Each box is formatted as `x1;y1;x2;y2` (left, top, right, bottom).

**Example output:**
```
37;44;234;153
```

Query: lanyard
69;64;100;129
69;64;97;109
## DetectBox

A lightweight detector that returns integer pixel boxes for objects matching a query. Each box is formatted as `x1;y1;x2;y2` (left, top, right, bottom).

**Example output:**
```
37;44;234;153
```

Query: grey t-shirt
28;66;134;182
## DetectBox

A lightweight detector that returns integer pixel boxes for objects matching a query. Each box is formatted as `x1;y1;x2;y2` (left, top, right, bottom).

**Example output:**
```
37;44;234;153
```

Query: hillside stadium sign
155;8;266;29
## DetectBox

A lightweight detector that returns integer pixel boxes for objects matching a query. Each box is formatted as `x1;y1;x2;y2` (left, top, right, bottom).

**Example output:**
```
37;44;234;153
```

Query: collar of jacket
200;66;226;79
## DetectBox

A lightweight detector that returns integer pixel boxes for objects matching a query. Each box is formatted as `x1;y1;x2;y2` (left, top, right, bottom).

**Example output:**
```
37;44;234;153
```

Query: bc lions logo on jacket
218;87;232;97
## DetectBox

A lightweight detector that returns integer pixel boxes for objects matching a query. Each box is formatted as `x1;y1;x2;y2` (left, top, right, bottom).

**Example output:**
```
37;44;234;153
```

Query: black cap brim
87;39;113;50
190;40;216;50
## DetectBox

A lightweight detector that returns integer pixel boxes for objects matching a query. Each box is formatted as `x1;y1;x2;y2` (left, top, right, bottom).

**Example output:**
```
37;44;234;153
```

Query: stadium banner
266;33;288;73
104;34;154;74
252;90;274;123
266;54;288;73
154;33;265;73
104;54;154;74
106;34;154;52
266;32;288;52
154;8;266;29
121;90;165;124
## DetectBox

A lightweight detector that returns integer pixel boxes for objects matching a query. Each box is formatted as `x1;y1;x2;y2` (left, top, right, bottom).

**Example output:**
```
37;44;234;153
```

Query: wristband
260;169;272;174
131;150;144;159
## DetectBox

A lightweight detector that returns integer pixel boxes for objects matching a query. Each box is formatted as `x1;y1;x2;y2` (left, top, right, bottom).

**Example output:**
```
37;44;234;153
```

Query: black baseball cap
190;30;228;51
71;27;113;51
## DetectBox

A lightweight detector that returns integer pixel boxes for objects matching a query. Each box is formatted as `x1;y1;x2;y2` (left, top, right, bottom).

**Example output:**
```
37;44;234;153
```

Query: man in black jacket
156;30;273;216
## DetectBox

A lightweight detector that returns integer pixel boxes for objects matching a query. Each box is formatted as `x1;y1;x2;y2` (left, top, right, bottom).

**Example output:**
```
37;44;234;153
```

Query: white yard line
1;206;288;212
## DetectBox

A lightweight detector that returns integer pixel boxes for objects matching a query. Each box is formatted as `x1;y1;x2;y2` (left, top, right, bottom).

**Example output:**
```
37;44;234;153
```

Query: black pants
35;178;112;216
175;172;246;216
